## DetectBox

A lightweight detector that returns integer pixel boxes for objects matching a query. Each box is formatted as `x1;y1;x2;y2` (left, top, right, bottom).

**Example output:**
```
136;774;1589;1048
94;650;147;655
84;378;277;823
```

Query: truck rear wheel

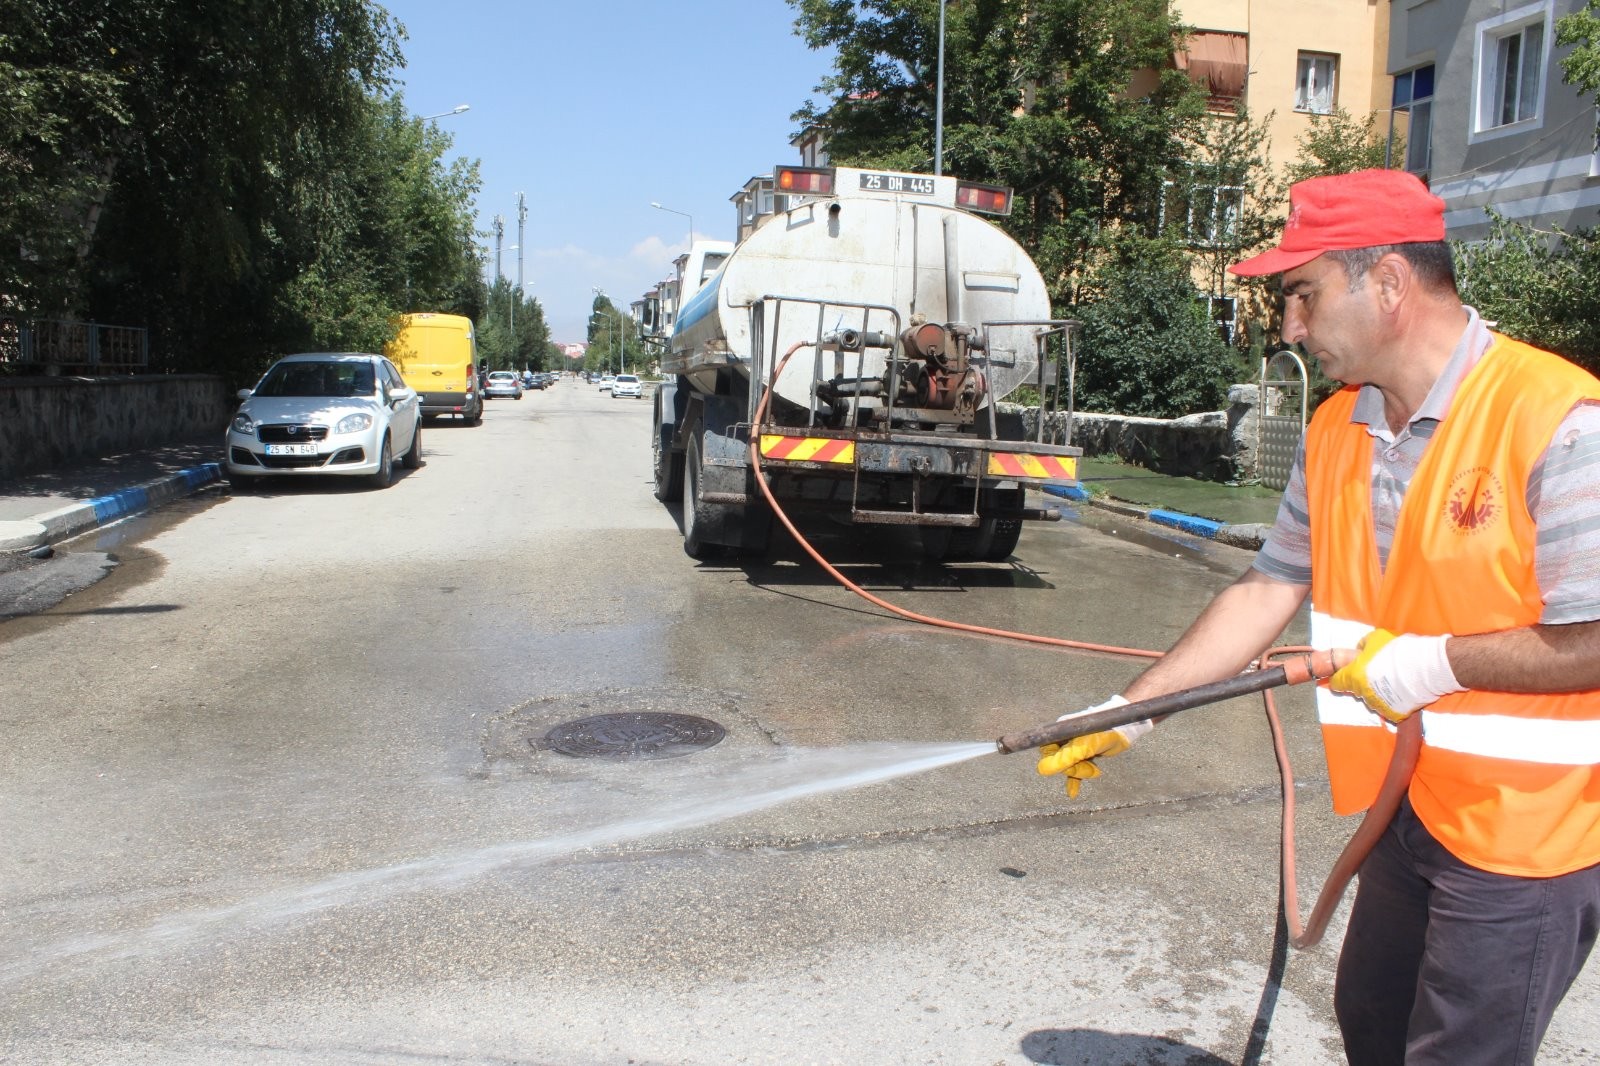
653;412;683;503
982;517;1024;561
681;433;718;559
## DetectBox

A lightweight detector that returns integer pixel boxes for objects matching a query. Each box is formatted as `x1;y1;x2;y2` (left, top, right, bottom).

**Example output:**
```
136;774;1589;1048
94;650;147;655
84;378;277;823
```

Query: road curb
1041;482;1268;550
0;462;222;553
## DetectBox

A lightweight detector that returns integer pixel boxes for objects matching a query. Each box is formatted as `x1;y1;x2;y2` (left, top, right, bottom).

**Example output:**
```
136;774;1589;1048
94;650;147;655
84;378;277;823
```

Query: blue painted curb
1042;480;1243;544
1148;508;1224;539
1041;483;1090;502
24;461;222;549
91;485;152;523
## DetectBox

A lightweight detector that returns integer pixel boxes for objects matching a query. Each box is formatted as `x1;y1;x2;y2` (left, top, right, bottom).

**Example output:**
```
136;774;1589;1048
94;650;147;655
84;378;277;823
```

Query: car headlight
231;412;256;434
336;413;373;434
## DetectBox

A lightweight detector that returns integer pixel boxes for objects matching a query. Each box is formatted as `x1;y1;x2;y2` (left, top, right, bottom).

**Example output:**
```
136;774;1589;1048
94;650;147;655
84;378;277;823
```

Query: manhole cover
543;712;726;761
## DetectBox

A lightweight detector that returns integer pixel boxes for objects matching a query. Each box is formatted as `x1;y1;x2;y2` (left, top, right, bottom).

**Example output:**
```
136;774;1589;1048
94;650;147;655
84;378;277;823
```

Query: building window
1200;295;1238;345
1177;31;1248;112
1391;64;1434;176
1162;176;1244;248
1473;2;1550;137
1295;53;1338;114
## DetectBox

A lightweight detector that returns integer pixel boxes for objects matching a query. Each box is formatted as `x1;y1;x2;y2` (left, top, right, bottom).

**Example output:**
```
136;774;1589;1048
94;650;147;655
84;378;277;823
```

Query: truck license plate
859;172;936;196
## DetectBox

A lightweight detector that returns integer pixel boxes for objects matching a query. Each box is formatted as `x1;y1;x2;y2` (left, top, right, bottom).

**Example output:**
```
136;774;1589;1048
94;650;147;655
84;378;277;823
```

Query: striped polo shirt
1254;307;1600;625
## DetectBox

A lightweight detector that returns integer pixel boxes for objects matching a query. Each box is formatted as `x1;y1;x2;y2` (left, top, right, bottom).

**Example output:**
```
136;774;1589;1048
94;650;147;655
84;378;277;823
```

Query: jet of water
5;741;993;982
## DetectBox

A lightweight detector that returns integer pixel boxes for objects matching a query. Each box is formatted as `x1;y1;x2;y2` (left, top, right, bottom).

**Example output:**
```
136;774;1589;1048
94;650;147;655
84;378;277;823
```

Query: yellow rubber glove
1328;628;1461;724
1037;730;1133;799
1035;695;1150;798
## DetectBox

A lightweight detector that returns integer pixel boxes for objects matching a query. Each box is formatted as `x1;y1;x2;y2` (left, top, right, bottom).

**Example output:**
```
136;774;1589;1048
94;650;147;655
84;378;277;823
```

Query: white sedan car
611;373;642;399
224;353;422;490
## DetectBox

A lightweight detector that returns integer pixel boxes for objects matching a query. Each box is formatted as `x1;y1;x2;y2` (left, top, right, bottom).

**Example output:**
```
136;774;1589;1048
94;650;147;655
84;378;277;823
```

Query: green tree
78;0;406;377
1557;0;1600;100
1455;211;1600;374
789;0;1205;306
1168;105;1286;314
587;296;638;374
0;1;129;315
1286;107;1398;183
1073;231;1245;417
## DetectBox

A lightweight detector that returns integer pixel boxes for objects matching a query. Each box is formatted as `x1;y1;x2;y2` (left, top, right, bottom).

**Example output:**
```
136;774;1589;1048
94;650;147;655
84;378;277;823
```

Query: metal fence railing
0;317;149;371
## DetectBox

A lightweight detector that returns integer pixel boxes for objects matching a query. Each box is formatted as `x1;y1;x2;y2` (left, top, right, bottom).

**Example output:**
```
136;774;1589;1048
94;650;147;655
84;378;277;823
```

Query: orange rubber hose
744;341;1419;949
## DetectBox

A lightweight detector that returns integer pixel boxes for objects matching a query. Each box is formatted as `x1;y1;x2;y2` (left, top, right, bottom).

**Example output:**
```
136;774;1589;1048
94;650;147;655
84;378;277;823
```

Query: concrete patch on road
477;686;782;777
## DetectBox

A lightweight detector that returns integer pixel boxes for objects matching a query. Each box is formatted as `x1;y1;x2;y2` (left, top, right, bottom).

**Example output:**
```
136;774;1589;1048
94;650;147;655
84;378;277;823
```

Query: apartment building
1176;0;1392;171
1388;0;1600;239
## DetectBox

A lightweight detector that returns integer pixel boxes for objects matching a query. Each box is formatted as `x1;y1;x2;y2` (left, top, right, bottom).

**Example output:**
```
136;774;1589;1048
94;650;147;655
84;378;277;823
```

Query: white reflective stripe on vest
1316;686;1394;728
1309;611;1387;726
1419;710;1600;765
1309;610;1369;653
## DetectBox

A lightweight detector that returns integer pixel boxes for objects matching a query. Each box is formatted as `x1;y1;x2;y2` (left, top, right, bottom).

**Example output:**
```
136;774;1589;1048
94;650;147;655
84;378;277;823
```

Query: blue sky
379;0;836;344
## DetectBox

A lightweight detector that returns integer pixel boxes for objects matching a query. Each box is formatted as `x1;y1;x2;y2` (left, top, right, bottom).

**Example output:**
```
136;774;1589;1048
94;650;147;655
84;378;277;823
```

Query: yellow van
385;313;483;424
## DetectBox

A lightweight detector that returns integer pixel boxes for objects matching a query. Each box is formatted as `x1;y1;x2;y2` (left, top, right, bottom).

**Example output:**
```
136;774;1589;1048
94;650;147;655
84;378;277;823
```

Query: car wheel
369;433;394;488
401;421;422;470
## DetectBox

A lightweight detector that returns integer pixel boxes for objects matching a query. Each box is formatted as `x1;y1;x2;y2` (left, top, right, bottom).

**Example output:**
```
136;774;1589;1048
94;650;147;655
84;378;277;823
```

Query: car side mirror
236;388;253;400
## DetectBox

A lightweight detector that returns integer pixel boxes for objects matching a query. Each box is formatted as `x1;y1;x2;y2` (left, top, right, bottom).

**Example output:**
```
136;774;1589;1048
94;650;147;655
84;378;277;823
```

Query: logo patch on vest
1445;467;1504;533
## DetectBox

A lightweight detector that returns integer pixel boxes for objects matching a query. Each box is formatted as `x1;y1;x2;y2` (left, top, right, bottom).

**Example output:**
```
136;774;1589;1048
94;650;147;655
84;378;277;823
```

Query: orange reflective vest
1307;334;1600;877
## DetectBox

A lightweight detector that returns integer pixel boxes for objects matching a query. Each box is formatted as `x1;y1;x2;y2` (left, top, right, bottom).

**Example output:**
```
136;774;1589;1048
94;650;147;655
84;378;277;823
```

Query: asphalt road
3;380;1597;1065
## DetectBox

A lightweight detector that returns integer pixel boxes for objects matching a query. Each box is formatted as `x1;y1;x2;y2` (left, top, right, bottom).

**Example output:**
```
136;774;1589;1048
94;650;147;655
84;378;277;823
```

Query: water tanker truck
642;164;1081;560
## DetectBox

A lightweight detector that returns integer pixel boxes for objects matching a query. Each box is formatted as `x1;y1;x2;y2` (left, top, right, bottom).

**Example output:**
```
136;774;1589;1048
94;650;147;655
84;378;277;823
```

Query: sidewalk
0;437;222;552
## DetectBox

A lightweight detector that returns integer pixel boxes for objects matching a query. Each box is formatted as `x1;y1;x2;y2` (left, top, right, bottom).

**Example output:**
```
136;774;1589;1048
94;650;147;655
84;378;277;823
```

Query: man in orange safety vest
1038;168;1600;1065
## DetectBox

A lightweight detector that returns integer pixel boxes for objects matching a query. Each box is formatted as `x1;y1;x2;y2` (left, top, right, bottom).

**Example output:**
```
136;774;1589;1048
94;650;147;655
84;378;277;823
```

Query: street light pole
650;202;694;251
422;104;471;121
591;286;607;376
935;0;948;176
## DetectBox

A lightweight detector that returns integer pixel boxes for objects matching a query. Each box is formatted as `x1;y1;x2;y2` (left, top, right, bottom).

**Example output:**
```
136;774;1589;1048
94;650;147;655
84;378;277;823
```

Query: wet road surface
3;381;1596;1064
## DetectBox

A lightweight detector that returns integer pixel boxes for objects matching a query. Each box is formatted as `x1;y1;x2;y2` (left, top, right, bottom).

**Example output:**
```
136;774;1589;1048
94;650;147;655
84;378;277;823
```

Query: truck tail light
956;181;1013;216
776;165;836;196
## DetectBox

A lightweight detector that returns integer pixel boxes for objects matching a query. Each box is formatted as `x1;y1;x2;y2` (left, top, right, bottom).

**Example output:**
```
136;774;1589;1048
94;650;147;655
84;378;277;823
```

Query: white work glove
1035;696;1153;798
1328;629;1463;723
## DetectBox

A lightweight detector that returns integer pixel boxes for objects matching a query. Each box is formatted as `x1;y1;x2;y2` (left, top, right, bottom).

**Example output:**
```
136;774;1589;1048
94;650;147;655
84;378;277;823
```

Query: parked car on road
612;373;642;399
484;371;523;399
224;353;421;490
598;374;616;393
384;312;482;425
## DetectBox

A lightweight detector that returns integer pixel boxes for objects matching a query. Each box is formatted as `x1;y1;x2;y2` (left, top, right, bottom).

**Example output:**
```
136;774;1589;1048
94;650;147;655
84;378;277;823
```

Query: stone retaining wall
1002;383;1283;482
0;375;230;480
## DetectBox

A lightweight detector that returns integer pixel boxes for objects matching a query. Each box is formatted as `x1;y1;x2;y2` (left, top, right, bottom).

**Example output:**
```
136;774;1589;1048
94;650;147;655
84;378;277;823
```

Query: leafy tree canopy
788;0;1205;306
1557;0;1600;100
1455;212;1600;375
4;0;491;385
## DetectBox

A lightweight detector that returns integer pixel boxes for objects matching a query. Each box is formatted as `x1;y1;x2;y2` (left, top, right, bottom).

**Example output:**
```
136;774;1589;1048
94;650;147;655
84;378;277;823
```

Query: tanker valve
821;330;891;353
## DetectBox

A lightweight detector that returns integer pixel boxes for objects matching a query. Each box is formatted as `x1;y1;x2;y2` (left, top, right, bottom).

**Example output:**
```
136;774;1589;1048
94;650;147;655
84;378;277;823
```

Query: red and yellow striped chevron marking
986;452;1078;480
760;435;856;464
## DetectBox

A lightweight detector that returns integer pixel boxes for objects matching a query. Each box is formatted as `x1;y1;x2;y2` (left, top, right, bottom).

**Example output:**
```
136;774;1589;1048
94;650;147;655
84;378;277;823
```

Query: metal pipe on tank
942;214;961;323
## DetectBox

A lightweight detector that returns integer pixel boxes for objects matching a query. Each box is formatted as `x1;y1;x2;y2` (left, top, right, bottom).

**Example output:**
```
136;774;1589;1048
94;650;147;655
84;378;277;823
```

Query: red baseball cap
1228;169;1446;277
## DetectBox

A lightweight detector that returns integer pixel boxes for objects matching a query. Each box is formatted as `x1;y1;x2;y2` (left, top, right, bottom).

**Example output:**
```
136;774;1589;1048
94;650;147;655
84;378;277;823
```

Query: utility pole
935;0;949;176
513;192;526;364
493;214;505;283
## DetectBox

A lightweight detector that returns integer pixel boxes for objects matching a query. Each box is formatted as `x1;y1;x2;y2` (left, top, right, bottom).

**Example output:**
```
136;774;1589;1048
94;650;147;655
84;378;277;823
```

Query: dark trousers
1334;797;1600;1065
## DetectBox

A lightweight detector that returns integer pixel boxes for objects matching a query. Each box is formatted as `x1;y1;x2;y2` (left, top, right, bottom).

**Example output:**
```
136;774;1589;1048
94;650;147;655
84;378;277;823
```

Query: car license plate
265;443;318;456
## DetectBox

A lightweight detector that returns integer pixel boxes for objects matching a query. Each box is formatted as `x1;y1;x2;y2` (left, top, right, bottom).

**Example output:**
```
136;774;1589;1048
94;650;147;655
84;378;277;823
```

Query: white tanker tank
647;164;1081;561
